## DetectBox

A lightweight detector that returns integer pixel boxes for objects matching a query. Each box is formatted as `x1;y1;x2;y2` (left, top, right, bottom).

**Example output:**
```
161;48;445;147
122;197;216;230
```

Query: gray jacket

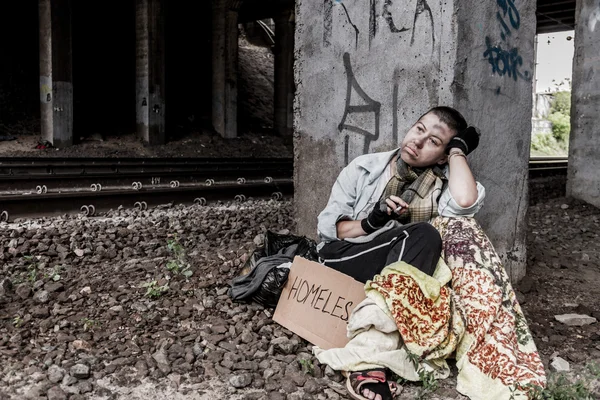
317;149;486;243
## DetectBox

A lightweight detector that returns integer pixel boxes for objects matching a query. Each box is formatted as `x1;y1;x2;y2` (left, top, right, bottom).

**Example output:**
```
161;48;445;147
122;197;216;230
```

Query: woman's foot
345;368;396;400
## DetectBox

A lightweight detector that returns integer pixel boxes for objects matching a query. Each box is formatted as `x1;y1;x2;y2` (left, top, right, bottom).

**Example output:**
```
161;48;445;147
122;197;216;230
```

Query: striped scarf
379;158;447;224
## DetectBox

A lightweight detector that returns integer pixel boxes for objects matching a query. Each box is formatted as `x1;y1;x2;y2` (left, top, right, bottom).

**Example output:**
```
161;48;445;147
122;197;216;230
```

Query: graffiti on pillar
323;0;360;49
410;0;435;50
483;37;530;82
369;0;378;46
495;0;520;41
323;0;333;46
383;0;409;33
340;1;360;49
484;0;530;85
324;0;435;52
338;52;381;165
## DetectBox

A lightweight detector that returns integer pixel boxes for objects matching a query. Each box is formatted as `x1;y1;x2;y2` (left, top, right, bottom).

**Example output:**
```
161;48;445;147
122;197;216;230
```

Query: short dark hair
419;106;468;135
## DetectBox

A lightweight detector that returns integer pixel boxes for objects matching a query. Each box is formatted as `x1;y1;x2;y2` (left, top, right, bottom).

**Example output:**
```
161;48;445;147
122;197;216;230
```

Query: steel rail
0;157;294;221
0;156;568;222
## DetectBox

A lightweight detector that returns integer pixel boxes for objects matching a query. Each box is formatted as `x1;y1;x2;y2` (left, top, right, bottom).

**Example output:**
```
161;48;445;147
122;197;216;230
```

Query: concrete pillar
38;0;73;148
567;0;600;205
274;11;295;136
212;0;239;139
136;0;165;145
294;0;535;281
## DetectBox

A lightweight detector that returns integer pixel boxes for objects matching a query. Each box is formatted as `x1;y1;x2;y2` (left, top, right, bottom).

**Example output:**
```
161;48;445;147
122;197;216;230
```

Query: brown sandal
345;368;397;400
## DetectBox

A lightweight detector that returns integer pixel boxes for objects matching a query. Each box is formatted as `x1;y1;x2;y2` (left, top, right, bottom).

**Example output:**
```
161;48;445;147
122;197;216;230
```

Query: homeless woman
313;106;546;400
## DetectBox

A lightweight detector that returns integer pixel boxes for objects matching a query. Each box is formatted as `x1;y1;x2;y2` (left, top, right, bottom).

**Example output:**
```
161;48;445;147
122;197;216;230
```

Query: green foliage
45;265;63;282
143;280;169;299
298;359;314;376
415;369;439;400
80;318;100;332
23;256;38;284
513;362;600;400
548;112;571;142
12;316;23;328
550;91;571;115
548;88;571;144
532;80;571;156
531;133;566;156
166;236;193;278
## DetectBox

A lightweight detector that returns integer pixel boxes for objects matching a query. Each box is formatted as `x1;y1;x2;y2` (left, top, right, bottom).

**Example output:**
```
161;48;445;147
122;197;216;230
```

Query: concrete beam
212;0;239;139
136;0;165;145
38;0;73;148
567;0;600;206
274;11;295;136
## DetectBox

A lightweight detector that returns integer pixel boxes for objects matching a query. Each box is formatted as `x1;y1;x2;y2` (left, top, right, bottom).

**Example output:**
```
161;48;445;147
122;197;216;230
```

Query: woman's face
399;113;455;168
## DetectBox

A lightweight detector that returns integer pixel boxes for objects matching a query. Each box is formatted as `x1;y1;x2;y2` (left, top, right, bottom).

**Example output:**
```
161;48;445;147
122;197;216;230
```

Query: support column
274;11;295;136
39;0;73;148
136;0;165;145
294;0;535;281
212;0;239;139
567;0;600;205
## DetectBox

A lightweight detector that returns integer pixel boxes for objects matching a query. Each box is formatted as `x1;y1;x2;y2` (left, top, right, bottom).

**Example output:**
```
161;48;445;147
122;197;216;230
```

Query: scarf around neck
378;156;447;224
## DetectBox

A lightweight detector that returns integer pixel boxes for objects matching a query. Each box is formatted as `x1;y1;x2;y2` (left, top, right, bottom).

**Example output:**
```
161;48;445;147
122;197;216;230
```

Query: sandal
345;368;397;400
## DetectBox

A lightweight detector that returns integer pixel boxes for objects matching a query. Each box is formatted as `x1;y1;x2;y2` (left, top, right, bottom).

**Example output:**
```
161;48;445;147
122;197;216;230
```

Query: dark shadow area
238;23;275;134
0;2;40;136
72;1;136;141
164;2;213;140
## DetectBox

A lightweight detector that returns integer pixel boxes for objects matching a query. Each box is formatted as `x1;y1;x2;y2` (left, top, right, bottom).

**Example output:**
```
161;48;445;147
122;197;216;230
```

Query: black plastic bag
252;263;291;308
232;231;318;308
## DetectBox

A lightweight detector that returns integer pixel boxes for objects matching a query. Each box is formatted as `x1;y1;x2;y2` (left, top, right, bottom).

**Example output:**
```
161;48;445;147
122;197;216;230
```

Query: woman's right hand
385;195;409;215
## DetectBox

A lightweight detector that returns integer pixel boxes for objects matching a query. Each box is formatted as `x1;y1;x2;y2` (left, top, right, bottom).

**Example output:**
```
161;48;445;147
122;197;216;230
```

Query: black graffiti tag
338;52;381;165
323;0;360;49
383;0;410;33
483;37;531;82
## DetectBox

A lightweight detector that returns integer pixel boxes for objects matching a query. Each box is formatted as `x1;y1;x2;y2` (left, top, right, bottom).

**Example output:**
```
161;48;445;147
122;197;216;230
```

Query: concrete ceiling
239;0;577;34
537;0;577;34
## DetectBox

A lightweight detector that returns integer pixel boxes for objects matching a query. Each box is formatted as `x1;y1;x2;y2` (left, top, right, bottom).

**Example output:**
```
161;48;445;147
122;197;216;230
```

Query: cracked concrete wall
294;0;535;281
567;0;600;207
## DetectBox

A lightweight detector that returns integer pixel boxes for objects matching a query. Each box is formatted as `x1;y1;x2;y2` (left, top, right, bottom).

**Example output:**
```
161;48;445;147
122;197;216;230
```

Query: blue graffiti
483;37;530;82
496;0;520;30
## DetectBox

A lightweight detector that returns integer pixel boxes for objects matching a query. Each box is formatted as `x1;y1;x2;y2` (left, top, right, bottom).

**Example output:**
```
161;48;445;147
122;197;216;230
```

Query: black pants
318;222;442;283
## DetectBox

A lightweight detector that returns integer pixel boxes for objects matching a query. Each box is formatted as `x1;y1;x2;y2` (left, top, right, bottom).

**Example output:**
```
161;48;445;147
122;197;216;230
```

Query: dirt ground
0;196;598;400
0;130;293;159
522;197;600;366
0;36;289;160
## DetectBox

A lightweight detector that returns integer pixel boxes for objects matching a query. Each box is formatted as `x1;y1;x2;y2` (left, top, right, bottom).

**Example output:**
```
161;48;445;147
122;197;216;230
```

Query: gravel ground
0;197;599;400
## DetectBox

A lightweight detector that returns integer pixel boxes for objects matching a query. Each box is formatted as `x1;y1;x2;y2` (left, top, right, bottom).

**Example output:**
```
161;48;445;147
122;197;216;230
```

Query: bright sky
535;30;575;93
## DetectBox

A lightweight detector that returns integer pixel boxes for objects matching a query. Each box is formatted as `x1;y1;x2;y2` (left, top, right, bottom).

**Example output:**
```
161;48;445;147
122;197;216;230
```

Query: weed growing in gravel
166;236;192;278
415;369;439;400
511;362;600;400
12;316;23;328
80;318;101;332
404;350;439;399
23;255;38;284
298;359;314;376
143;280;169;298
44;265;63;282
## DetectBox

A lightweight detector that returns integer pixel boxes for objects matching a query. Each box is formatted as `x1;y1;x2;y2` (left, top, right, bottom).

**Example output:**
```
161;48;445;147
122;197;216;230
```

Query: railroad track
0;156;568;222
0;157;293;221
528;156;568;177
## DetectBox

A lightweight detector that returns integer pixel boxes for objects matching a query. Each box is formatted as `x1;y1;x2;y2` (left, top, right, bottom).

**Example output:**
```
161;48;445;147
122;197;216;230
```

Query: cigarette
394;205;403;212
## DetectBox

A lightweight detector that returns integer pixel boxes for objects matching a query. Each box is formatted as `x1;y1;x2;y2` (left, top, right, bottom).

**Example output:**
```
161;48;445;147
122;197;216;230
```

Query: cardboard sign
273;256;366;350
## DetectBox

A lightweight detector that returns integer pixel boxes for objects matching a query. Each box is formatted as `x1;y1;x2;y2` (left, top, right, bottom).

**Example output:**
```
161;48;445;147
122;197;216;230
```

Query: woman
314;107;545;400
